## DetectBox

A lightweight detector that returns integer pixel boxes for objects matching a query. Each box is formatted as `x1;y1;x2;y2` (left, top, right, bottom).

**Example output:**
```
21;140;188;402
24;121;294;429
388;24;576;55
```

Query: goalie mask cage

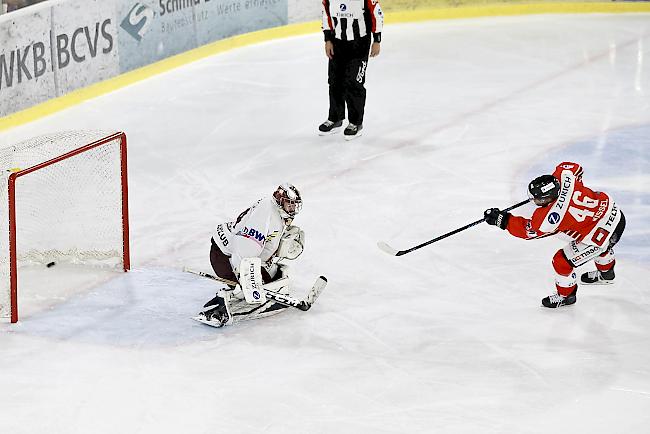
0;131;130;323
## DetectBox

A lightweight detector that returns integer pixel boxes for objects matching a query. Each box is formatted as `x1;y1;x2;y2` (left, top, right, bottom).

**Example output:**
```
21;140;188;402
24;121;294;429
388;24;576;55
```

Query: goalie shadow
12;267;244;346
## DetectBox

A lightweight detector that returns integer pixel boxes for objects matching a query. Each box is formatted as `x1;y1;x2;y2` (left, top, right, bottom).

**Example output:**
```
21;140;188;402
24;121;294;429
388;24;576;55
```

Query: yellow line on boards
0;21;320;132
1;3;649;131
388;2;650;23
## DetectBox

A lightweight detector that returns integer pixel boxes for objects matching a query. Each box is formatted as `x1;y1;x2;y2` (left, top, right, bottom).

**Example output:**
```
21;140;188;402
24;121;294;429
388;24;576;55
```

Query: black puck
46;262;56;268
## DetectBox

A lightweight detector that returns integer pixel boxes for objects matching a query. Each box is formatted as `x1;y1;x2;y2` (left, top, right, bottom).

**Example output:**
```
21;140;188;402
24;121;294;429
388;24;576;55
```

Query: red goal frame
6;132;130;323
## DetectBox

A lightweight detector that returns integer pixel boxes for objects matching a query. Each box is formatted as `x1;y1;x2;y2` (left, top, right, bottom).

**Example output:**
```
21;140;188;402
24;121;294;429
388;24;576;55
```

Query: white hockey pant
554;241;613;292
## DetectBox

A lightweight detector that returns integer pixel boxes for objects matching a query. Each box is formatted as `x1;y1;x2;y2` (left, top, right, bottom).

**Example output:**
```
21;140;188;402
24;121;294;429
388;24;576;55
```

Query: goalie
194;183;306;327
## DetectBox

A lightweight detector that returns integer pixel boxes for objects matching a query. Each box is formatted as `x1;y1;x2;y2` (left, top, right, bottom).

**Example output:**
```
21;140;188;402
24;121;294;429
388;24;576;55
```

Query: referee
318;0;383;140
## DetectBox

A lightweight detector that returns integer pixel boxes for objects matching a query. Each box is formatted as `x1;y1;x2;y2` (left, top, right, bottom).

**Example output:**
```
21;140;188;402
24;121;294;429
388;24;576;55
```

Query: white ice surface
1;14;650;434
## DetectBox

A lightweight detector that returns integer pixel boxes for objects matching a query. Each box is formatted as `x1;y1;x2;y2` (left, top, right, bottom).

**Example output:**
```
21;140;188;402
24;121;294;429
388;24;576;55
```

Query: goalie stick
378;199;530;256
183;267;327;311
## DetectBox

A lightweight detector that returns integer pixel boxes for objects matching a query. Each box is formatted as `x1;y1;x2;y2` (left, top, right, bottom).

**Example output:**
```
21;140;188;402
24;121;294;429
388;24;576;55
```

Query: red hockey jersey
507;162;622;247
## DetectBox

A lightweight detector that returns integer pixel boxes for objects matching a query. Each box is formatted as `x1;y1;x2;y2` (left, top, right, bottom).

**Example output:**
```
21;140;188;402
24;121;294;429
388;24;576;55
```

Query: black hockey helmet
528;175;560;206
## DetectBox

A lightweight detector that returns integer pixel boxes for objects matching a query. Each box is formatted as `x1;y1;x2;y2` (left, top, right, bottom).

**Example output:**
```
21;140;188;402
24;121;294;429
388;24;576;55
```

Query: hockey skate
318;120;343;136
343;123;363;140
542;287;577;308
193;292;232;328
580;267;615;285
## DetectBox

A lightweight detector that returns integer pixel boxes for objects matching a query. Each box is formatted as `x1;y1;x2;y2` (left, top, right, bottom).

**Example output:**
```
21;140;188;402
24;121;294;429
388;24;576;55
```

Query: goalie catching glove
263;225;304;278
276;225;305;260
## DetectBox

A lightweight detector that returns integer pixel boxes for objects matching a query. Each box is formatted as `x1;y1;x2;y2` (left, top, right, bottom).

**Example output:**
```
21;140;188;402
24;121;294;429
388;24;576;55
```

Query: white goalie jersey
212;196;304;276
194;183;325;329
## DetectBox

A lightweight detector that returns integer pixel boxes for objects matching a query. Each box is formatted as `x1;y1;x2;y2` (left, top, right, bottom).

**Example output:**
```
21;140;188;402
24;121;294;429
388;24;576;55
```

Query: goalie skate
192;291;233;328
192;311;229;328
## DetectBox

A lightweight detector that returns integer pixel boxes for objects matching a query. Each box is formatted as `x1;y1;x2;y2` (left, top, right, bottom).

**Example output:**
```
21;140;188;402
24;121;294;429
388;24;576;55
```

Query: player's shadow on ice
16;267;227;347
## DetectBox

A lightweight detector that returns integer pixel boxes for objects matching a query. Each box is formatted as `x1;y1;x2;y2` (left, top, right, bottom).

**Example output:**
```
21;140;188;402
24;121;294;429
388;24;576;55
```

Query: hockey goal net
0;131;130;323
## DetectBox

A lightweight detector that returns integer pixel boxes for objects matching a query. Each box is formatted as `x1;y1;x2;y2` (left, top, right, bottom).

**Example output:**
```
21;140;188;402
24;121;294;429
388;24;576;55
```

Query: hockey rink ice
1;13;650;434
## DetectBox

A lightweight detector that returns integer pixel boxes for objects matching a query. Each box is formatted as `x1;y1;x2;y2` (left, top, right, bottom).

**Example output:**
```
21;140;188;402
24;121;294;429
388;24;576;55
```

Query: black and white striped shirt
322;0;383;43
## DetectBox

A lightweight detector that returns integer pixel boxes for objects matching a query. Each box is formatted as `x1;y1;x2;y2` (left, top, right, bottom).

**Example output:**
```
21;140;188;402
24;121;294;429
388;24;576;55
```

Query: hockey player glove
484;208;510;230
276;225;305;260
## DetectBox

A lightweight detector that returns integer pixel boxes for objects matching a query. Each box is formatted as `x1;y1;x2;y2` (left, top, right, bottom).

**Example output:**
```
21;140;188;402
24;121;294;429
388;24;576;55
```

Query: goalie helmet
273;183;302;219
528;174;560;206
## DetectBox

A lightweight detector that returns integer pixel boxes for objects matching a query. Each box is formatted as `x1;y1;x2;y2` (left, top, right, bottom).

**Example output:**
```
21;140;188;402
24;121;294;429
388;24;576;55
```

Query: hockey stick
378;199;530;256
183;267;327;312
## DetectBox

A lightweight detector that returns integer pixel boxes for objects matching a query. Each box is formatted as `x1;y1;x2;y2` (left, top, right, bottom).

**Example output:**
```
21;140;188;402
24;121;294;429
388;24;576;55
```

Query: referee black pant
328;35;371;126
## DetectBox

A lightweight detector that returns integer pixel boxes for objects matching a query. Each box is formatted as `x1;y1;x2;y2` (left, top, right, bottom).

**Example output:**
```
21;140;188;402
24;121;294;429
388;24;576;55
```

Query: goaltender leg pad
240;257;266;304
229;299;289;324
263;276;291;295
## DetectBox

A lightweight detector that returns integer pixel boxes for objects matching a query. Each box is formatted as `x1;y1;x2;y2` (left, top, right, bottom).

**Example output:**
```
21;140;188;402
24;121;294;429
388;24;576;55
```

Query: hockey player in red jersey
484;162;626;308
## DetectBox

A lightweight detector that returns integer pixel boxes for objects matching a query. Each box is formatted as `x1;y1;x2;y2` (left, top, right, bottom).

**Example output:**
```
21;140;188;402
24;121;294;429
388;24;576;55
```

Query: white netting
0;131;127;319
